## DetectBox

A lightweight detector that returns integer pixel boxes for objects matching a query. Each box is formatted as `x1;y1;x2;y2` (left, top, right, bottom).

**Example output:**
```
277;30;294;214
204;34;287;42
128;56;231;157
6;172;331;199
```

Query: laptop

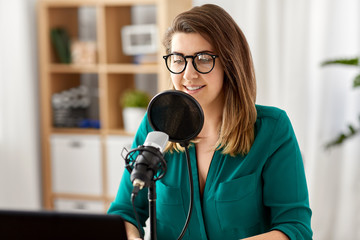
0;209;127;239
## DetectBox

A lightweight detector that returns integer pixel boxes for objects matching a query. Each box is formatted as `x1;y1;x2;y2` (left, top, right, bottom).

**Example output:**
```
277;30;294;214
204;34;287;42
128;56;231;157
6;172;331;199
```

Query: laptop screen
0;209;127;239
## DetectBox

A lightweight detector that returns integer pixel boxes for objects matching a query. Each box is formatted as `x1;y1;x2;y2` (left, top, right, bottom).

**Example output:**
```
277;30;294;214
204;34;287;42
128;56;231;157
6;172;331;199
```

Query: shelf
50;64;99;73
49;63;159;74
106;63;158;73
51;128;136;137
51;128;101;135
43;0;158;8
38;0;193;211
106;129;135;136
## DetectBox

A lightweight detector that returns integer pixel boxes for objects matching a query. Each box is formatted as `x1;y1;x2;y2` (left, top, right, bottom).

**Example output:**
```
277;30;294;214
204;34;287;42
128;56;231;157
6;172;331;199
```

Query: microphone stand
149;180;157;240
147;142;193;240
125;142;167;240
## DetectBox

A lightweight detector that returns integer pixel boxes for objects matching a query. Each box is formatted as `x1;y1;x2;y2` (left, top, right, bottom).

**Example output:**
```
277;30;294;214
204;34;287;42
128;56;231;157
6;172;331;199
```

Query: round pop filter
147;90;204;143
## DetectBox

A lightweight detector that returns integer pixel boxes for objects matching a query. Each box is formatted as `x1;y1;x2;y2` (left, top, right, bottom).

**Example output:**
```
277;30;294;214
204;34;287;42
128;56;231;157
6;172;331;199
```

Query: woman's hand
124;221;142;240
241;230;289;240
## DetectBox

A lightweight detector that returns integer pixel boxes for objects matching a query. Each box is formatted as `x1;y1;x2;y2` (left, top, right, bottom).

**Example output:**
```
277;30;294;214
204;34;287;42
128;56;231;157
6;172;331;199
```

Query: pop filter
147;90;204;143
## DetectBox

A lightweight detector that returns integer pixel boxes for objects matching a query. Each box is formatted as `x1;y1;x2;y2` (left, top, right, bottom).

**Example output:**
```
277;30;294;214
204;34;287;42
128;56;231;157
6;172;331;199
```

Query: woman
108;4;312;240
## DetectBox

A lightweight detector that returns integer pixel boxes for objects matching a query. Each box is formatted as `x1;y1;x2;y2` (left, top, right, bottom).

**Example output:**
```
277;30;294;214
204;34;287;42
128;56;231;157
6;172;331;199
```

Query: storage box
50;135;102;195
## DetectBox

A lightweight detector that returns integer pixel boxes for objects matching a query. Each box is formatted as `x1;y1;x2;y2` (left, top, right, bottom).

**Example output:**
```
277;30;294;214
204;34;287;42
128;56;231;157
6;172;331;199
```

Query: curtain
192;0;360;239
0;0;41;209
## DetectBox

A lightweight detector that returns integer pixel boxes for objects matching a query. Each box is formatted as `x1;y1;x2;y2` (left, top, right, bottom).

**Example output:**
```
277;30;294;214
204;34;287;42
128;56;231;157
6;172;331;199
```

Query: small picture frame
121;24;158;56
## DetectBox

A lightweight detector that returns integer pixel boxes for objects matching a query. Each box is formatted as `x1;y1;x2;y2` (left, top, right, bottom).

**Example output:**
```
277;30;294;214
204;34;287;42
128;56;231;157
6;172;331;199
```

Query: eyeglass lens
166;53;215;74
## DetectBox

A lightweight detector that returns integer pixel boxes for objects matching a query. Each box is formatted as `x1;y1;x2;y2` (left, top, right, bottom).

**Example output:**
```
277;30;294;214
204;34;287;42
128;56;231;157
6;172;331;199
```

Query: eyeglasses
163;53;218;74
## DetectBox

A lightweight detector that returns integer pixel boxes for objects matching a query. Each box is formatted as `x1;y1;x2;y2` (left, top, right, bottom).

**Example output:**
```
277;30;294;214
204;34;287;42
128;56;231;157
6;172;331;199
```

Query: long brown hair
163;4;257;156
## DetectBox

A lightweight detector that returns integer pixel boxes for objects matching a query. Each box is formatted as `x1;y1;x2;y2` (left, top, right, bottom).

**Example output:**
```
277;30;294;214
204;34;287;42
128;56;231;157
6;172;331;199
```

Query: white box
121;24;158;56
50;134;102;195
106;136;133;197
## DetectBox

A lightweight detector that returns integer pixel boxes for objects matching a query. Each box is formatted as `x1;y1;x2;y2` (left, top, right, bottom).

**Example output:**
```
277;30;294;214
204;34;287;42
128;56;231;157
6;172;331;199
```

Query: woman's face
170;32;224;110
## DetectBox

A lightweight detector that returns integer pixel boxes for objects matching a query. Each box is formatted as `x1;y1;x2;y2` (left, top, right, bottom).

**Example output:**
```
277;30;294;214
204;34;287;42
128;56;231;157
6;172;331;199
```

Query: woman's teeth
186;86;203;90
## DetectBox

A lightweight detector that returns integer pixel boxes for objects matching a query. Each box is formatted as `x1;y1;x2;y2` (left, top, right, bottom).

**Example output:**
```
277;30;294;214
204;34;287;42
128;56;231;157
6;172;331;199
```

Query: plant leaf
321;57;359;67
348;125;356;134
326;124;359;149
120;90;150;108
353;74;360;88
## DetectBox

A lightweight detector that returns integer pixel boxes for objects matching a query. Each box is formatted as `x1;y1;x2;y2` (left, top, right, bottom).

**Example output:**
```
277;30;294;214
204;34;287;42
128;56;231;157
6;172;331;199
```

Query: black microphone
125;90;204;240
129;131;169;192
146;90;204;240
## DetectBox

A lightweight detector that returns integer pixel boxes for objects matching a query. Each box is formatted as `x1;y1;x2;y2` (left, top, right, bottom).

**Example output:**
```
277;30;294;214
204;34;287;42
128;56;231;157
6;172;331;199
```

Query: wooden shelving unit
37;0;192;212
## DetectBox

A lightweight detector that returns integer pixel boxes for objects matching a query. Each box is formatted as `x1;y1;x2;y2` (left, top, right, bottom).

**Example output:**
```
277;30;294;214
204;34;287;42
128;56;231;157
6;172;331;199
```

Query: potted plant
120;89;150;133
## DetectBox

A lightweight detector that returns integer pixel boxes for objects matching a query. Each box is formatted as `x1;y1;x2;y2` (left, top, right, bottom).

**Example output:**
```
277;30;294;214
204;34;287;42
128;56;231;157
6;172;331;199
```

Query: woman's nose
183;59;199;80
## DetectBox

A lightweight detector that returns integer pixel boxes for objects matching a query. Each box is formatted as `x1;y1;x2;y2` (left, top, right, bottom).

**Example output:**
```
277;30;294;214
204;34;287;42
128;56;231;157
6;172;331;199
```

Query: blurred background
0;0;359;239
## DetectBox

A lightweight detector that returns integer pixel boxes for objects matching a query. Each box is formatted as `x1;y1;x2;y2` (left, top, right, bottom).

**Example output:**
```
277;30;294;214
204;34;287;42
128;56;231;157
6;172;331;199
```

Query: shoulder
255;104;287;121
254;104;294;141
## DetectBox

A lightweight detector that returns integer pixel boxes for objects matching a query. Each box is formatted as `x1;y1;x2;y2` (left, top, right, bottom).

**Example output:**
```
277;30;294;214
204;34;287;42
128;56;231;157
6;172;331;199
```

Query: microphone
129;131;169;192
146;90;204;240
125;91;204;240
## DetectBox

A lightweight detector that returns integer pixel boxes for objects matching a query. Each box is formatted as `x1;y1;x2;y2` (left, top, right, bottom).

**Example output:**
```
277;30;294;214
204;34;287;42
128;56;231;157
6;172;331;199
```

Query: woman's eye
173;58;184;64
200;58;211;63
198;56;212;64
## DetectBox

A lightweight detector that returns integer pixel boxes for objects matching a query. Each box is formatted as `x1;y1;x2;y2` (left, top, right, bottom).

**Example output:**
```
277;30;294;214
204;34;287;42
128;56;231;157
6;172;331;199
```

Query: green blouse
108;105;313;240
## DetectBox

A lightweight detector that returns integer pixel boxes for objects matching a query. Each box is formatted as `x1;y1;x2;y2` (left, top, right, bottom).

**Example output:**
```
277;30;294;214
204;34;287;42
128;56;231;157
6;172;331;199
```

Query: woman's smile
184;84;205;93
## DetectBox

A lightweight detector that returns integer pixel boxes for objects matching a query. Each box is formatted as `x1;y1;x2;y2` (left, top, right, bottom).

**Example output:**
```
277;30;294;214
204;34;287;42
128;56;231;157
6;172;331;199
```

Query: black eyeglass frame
163;53;219;74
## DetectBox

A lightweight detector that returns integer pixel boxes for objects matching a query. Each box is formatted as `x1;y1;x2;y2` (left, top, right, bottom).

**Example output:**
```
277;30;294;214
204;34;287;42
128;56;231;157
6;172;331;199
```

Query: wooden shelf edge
41;0;158;7
50;64;99;73
106;63;159;74
106;129;135;136
49;63;159;74
51;128;101;135
50;128;136;136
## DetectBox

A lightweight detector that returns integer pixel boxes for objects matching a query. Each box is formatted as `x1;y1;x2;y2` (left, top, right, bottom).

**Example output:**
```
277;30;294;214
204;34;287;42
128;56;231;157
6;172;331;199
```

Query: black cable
177;144;194;240
131;187;144;239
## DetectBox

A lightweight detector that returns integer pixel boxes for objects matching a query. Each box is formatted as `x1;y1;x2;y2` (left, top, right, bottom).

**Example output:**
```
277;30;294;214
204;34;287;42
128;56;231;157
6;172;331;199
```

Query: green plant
321;57;360;148
120;89;150;108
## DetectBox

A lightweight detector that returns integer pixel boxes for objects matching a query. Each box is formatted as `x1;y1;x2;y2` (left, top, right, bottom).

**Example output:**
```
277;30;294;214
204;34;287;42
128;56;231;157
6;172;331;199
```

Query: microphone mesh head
147;90;204;143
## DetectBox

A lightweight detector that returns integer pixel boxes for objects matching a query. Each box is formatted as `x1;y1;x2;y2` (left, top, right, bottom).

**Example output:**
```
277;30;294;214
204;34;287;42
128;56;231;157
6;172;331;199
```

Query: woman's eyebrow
171;50;215;55
194;50;214;55
170;51;183;55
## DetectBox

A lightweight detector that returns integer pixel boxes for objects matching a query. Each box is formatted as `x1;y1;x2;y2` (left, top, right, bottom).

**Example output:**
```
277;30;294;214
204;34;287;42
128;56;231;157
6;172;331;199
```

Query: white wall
0;0;41;210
